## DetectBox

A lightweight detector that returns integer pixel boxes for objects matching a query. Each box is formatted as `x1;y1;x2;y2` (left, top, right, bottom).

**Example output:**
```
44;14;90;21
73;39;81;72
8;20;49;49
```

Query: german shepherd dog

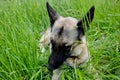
39;2;95;80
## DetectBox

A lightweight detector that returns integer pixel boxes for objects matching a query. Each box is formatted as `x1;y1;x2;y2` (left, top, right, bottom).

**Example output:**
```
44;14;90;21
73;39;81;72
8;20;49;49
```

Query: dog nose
47;65;54;71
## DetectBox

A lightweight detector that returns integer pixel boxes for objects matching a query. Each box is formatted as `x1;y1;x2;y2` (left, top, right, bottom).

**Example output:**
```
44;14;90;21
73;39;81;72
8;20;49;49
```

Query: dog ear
46;2;59;27
77;6;95;30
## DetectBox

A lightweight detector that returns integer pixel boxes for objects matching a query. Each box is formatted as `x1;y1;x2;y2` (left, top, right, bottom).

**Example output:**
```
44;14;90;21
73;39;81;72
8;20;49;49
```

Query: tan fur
39;3;95;80
39;26;89;80
52;69;62;80
51;16;78;46
39;29;89;66
39;27;51;45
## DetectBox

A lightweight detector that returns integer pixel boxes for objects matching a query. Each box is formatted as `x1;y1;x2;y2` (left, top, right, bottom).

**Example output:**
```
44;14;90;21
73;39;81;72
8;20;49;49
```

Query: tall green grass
0;0;120;80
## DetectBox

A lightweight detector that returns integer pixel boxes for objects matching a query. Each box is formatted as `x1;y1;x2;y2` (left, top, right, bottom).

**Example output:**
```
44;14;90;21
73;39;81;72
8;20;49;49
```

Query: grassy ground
0;0;120;80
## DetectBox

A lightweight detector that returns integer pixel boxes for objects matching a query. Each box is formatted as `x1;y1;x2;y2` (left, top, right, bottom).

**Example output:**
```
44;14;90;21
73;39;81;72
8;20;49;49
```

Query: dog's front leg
52;69;62;80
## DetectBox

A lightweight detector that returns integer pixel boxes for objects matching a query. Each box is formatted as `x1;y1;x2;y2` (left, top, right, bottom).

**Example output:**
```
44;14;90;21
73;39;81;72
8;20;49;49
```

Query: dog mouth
47;44;71;71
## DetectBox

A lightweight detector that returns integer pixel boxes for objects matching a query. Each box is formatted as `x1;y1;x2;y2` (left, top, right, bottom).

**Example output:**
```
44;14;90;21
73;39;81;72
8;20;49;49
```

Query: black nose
47;65;54;71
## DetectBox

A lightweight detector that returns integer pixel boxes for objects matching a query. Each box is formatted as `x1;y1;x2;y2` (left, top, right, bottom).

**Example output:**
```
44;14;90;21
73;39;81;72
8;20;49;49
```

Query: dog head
46;2;95;71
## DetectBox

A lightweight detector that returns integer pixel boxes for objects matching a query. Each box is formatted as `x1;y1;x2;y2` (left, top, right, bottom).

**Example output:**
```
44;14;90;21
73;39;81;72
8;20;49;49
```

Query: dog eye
51;39;55;47
51;39;54;43
63;43;67;46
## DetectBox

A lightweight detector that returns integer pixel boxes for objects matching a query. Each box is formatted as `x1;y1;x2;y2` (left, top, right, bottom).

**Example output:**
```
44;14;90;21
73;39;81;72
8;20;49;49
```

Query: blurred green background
0;0;120;80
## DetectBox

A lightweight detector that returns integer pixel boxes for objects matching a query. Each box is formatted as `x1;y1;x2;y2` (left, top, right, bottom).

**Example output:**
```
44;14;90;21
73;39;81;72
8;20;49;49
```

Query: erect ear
46;2;59;27
77;6;95;30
